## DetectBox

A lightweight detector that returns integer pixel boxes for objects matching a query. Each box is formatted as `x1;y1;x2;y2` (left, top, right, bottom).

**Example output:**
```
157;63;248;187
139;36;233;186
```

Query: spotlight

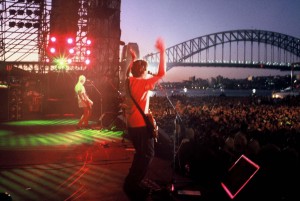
50;36;57;42
67;38;74;44
85;59;90;65
67;58;72;64
33;23;40;28
17;10;24;15
9;22;16;27
17;22;24;28
33;10;41;15
69;48;75;54
9;9;16;15
49;47;56;54
25;22;32;28
26;10;33;15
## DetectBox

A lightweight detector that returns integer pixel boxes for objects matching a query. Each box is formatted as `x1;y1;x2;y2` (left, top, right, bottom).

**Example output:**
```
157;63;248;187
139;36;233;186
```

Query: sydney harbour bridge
1;1;300;80
143;29;300;71
1;0;300;121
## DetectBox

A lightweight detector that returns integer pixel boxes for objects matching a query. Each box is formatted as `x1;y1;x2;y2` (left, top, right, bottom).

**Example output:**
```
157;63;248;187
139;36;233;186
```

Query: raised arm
155;38;166;78
126;48;137;78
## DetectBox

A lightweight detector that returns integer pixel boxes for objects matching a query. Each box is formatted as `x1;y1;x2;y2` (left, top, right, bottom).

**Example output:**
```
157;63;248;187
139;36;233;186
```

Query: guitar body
85;100;92;109
146;113;159;142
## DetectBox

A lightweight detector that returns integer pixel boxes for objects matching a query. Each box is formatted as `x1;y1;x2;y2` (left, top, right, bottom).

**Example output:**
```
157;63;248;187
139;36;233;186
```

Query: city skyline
120;0;300;82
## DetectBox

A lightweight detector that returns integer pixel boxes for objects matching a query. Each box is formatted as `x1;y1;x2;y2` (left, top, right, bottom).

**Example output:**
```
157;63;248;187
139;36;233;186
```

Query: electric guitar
146;112;159;142
85;100;93;109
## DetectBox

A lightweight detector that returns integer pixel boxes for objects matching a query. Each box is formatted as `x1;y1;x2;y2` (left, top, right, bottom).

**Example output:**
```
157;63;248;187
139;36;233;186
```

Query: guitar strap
126;78;156;133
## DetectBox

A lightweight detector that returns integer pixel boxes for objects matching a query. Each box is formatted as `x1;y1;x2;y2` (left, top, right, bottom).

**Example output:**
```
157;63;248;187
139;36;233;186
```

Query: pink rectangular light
221;154;260;199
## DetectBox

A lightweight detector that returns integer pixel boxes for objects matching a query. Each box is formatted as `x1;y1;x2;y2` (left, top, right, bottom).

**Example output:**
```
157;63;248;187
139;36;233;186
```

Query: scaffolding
0;0;122;121
0;0;121;77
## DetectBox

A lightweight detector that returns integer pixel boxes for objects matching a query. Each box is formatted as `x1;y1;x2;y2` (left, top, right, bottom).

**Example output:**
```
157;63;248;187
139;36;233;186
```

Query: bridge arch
144;29;300;71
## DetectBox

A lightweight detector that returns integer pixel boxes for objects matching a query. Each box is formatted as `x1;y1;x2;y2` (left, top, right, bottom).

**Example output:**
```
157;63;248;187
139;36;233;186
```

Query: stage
0;118;205;201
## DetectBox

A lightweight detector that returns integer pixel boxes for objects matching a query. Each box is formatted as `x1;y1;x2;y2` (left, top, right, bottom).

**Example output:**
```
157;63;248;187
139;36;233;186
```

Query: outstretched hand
155;38;165;52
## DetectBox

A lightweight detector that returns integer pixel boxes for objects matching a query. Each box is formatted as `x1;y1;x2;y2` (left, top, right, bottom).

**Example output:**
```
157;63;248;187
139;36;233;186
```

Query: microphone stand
87;81;103;129
157;84;184;196
166;94;183;193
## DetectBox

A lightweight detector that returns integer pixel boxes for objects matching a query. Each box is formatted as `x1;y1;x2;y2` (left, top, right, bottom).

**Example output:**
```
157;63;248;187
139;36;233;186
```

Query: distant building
189;76;196;82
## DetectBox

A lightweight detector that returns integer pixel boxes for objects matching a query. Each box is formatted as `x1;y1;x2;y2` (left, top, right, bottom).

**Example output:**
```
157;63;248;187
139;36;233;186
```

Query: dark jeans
124;126;155;192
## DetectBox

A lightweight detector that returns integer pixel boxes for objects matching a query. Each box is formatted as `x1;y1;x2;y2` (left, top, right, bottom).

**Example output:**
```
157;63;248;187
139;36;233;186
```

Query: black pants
124;126;155;193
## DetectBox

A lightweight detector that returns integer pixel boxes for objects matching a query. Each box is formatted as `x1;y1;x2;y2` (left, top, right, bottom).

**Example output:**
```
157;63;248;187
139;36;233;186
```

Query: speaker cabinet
0;88;9;122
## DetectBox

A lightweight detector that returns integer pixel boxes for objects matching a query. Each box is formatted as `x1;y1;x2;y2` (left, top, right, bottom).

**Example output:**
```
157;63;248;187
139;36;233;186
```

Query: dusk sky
120;0;300;82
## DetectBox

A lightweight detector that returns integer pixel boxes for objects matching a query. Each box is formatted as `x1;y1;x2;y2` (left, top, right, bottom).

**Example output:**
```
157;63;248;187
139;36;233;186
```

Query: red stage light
50;36;56;42
67;58;72;64
49;47;56;54
85;59;90;65
67;38;73;44
69;48;75;54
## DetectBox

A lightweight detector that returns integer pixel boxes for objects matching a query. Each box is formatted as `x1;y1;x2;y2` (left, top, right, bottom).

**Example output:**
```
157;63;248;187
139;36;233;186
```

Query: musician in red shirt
123;38;166;200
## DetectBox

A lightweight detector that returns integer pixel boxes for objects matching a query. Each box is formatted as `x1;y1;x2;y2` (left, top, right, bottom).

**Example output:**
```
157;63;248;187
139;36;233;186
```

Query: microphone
148;71;156;76
86;79;93;83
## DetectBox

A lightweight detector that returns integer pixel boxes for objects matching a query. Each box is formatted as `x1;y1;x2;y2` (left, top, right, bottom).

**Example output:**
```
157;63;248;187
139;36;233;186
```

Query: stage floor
0;118;206;201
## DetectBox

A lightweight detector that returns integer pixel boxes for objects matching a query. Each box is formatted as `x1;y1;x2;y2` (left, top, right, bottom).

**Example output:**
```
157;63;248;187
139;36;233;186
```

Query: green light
53;56;69;71
0;119;124;148
0;130;13;137
3;119;78;126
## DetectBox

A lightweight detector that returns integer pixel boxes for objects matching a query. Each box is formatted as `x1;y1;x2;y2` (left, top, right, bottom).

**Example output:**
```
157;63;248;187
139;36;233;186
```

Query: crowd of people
149;94;299;200
115;36;298;200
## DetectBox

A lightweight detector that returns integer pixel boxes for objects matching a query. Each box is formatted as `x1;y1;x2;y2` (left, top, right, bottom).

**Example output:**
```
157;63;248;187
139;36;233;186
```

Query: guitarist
123;38;166;200
74;75;93;129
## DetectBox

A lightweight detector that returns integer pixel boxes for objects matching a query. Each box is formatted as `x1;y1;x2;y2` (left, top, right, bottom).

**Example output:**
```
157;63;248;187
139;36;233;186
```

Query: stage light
33;23;40;28
17;22;24;28
54;57;69;70
9;9;16;15
25;22;32;28
26;10;33;15
67;38;74;44
67;58;72;64
87;39;91;45
33;10;41;15
9;22;16;27
50;36;56;42
69;48;75;54
17;10;24;15
85;59;90;65
49;47;56;54
86;50;91;55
